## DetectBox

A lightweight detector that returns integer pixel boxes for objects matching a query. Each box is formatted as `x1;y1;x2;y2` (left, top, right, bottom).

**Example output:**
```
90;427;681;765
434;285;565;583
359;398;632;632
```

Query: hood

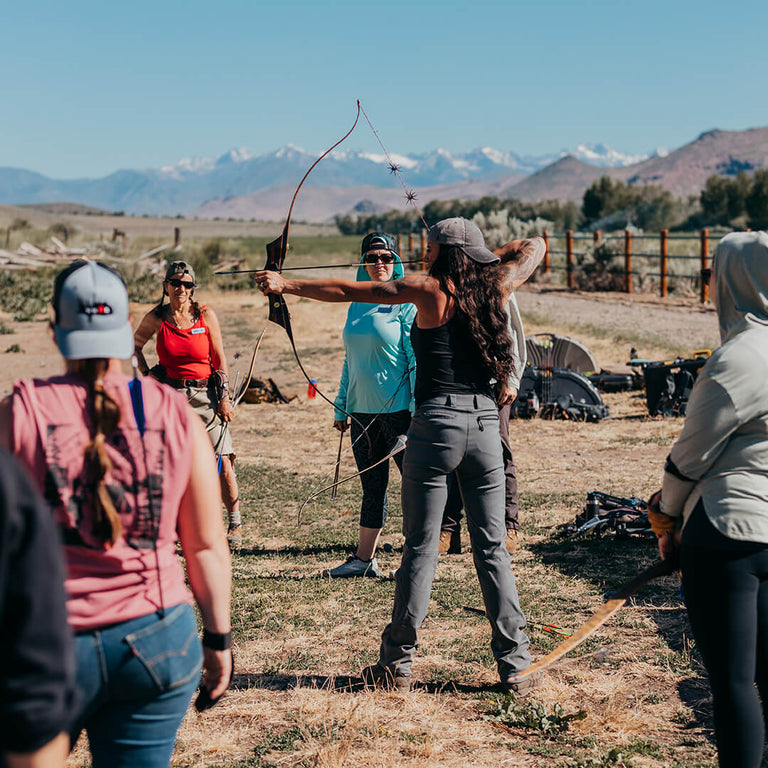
714;231;768;344
356;251;405;282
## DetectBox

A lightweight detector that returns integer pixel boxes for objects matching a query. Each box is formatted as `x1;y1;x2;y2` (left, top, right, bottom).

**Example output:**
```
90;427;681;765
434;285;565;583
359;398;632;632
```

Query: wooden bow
260;101;378;454
507;556;678;683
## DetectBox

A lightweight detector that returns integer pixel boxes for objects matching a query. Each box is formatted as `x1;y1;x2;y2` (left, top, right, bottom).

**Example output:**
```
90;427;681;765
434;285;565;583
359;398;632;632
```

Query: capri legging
350;410;410;529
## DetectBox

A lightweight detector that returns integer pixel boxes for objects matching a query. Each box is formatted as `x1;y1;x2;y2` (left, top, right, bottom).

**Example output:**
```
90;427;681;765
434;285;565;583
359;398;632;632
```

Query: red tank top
156;306;212;380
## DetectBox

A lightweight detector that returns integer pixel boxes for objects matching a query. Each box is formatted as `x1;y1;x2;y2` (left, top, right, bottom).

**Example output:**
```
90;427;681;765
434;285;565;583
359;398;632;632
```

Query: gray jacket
507;293;526;392
661;231;768;542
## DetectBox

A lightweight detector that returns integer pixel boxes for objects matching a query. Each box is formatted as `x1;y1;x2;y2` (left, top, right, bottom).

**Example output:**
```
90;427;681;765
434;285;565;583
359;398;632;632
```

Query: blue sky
2;0;766;179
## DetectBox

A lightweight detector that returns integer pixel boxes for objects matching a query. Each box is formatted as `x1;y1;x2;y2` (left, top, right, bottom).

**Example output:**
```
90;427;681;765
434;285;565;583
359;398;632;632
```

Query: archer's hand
497;384;518;407
333;419;349;433
254;270;286;295
218;398;234;422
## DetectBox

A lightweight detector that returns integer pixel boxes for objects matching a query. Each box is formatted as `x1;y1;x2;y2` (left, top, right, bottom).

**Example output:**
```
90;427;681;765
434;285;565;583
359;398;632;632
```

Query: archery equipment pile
241;377;297;405
631;350;711;417
511;362;609;422
560;490;654;540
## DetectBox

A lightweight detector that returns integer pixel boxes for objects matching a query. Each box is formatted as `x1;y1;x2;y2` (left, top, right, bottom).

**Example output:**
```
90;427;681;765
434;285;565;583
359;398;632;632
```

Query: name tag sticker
376;306;393;313
190;328;206;334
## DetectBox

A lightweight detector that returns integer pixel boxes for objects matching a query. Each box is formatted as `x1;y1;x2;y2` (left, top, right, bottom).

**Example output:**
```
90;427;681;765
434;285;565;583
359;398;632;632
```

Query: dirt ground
0;283;719;471
0;285;723;767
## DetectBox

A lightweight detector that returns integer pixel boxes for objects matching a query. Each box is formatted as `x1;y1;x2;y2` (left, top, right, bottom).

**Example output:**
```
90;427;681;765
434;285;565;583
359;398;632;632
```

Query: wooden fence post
543;230;550;274
174;227;181;248
420;229;427;271
566;230;574;289
593;230;602;245
408;232;414;253
624;230;633;294
396;234;402;258
700;228;710;303
660;229;669;298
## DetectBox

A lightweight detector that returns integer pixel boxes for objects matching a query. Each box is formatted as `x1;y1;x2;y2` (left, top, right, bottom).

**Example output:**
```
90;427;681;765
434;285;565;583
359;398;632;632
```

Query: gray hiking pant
379;393;531;680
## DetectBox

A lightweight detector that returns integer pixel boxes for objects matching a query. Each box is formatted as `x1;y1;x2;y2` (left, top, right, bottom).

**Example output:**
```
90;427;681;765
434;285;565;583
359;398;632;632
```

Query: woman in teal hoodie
326;233;416;578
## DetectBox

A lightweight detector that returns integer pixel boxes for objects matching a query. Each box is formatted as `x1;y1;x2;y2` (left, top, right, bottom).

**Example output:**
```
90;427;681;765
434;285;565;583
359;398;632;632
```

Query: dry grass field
0;276;727;767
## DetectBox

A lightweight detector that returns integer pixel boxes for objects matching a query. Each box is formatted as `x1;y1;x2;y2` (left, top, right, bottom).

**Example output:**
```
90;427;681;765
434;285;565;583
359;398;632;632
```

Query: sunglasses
167;278;195;289
363;252;394;265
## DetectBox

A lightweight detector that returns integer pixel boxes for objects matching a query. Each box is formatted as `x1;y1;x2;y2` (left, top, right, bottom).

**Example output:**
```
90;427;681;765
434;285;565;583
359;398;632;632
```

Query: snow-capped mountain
0;140;672;216
160;141;645;184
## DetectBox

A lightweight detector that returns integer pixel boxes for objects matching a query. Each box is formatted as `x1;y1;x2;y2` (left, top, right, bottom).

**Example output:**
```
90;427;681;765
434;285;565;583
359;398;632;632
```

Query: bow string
263;101;375;444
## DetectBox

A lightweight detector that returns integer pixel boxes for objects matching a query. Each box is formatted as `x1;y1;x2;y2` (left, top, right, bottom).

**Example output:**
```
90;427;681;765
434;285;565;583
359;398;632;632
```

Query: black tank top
411;315;494;405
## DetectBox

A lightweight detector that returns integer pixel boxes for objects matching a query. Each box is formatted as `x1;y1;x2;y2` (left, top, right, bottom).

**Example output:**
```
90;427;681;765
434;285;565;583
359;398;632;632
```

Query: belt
166;376;210;389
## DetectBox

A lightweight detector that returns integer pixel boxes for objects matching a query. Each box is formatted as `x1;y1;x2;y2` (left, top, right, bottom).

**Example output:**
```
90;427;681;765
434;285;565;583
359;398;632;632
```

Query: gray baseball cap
428;217;499;264
52;261;134;360
165;260;196;284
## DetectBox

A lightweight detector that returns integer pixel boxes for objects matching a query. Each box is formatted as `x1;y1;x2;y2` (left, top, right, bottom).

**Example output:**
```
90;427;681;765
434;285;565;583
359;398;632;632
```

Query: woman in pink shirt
0;261;232;768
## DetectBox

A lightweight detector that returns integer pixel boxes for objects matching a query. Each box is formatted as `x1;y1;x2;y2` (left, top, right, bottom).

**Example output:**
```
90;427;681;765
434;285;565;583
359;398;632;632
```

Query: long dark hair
70;358;123;547
430;244;516;384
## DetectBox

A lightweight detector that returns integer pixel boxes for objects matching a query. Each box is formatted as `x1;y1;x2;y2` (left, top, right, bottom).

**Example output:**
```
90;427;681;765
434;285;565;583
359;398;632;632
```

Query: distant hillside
616;127;768;195
194;175;527;222
502;126;768;204
501;156;606;202
19;201;112;215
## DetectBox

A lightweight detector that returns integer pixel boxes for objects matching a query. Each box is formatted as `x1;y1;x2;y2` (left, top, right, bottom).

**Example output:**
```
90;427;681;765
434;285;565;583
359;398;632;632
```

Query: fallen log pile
0;238;173;275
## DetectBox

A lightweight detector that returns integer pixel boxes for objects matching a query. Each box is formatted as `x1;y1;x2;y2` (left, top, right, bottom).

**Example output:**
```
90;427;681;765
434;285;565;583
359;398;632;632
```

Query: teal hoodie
333;253;416;419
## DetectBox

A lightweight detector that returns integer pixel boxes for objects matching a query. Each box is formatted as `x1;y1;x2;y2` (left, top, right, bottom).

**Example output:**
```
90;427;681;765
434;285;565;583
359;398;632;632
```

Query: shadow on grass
232;672;502;696
527;533;714;741
236;543;364;557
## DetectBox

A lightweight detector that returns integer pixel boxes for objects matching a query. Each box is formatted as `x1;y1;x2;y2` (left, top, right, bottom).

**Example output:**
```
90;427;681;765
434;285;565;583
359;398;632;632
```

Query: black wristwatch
202;629;232;650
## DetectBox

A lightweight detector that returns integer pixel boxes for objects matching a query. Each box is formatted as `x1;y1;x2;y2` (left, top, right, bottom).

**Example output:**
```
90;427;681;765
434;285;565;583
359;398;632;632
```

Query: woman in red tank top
134;261;243;547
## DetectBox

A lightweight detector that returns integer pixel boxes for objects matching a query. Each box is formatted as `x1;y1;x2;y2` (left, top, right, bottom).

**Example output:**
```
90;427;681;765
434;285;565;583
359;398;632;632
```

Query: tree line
336;171;768;234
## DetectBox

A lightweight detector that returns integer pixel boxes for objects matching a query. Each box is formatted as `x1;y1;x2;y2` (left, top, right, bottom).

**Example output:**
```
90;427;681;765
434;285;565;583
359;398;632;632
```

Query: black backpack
642;356;708;416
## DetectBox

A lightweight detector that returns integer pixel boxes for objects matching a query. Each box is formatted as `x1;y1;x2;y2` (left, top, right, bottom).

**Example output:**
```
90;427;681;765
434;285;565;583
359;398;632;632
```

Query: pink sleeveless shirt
12;372;194;631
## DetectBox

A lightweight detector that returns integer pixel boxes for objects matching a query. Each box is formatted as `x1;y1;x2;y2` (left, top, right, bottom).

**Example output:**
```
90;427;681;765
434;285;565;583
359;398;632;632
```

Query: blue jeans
71;603;203;768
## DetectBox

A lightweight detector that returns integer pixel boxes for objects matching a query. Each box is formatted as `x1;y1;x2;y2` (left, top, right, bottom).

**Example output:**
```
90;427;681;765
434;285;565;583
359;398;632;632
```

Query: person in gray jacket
648;230;768;768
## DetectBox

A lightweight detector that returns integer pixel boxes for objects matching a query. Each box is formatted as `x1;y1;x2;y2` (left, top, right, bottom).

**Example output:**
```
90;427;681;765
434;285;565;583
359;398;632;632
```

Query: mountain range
2;126;767;222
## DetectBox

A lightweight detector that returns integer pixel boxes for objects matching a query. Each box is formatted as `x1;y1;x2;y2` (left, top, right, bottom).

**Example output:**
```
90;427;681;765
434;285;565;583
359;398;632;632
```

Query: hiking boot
505;528;519;554
227;525;242;549
502;671;540;697
439;528;462;554
361;663;412;692
323;554;382;578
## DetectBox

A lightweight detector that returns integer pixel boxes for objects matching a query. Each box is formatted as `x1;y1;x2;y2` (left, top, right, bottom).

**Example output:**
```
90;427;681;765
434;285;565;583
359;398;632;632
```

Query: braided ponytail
76;359;123;547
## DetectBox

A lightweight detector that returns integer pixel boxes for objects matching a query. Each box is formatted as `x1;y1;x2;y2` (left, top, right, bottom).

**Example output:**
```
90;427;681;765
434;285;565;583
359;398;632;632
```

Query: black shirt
411;316;494;405
0;450;75;754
